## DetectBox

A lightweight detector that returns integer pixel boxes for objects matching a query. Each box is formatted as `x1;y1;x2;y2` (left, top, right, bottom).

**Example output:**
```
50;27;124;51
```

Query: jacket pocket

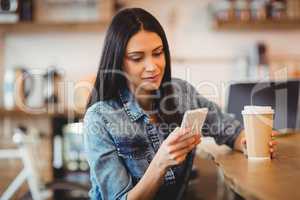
115;136;151;178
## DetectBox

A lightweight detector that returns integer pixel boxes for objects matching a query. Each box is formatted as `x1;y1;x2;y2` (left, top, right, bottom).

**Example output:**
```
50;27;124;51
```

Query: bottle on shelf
248;42;270;80
212;0;235;22
235;0;251;22
0;0;19;23
18;0;34;21
270;0;287;20
251;0;268;21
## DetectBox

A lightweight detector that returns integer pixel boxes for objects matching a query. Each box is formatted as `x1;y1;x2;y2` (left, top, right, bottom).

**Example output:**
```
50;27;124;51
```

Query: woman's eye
153;51;163;57
130;57;142;62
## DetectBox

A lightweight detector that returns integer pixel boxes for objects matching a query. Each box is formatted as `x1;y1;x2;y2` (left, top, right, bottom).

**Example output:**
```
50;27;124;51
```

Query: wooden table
196;133;300;200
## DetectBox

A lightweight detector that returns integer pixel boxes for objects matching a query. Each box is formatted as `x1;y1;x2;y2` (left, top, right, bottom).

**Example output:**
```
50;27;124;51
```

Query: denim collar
119;87;160;122
119;87;145;122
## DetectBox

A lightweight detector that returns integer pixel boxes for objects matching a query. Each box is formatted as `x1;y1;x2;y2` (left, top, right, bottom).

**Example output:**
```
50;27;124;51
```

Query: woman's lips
142;74;160;82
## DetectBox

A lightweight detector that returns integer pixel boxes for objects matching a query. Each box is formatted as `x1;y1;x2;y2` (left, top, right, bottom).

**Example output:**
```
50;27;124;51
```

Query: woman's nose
144;58;156;71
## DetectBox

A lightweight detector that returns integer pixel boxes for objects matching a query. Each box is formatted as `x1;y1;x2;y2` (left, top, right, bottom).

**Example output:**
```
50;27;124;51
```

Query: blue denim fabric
83;78;242;200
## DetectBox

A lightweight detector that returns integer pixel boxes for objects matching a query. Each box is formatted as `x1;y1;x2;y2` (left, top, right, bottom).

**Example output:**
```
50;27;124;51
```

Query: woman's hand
238;130;278;159
128;128;200;200
153;127;201;172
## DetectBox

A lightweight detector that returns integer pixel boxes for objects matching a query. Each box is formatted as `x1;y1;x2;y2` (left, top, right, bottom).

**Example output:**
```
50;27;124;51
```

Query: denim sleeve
83;108;133;200
179;79;243;149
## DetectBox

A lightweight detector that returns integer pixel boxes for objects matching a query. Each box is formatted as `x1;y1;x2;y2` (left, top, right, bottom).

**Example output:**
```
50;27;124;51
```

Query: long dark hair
87;8;181;126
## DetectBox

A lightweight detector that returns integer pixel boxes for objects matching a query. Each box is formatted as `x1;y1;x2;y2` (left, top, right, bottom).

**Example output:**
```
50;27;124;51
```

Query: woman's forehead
126;31;163;53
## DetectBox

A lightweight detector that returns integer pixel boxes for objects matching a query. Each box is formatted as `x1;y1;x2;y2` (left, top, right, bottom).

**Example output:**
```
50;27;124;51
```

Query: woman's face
123;30;166;94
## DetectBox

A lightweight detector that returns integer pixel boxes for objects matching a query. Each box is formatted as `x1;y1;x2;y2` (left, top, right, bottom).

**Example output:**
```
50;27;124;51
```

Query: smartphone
181;108;208;137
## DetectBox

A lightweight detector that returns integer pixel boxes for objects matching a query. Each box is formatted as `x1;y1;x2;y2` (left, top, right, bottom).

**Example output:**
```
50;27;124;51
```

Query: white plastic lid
241;106;274;115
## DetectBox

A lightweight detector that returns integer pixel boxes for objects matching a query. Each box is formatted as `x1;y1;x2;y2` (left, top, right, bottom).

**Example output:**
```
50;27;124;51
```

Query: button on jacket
83;78;242;200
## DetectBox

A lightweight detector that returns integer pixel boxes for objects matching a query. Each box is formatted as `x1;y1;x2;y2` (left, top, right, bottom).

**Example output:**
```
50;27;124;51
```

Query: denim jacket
83;78;242;200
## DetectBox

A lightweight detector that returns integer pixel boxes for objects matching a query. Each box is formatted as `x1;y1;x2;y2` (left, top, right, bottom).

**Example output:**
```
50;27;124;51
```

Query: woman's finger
167;136;198;153
167;128;190;144
271;151;276;159
270;145;277;158
178;131;201;141
271;130;279;137
170;143;196;159
242;137;246;145
171;154;187;165
270;142;277;150
170;129;200;145
269;140;277;147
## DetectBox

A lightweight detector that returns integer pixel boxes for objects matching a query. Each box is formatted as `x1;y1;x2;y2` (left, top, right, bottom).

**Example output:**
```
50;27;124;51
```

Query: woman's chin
141;84;160;91
142;79;162;89
144;86;159;92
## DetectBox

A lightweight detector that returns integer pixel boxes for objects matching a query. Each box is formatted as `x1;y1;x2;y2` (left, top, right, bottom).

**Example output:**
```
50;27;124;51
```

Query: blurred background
0;0;300;199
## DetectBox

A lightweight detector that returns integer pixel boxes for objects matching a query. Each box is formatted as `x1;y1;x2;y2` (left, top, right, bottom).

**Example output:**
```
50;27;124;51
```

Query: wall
3;0;300;107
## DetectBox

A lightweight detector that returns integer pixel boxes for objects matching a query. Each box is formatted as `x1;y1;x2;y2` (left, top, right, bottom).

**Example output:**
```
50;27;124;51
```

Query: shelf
213;19;300;31
0;21;109;33
0;107;83;118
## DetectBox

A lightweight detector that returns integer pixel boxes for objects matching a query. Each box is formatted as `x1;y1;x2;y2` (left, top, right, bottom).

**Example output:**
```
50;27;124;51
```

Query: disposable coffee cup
241;106;274;160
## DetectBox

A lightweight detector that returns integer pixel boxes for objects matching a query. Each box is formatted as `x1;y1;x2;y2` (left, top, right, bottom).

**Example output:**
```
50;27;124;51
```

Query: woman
83;8;276;200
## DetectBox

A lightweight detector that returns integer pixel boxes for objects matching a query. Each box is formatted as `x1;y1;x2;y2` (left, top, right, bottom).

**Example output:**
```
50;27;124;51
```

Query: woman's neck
137;97;153;111
128;85;153;111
